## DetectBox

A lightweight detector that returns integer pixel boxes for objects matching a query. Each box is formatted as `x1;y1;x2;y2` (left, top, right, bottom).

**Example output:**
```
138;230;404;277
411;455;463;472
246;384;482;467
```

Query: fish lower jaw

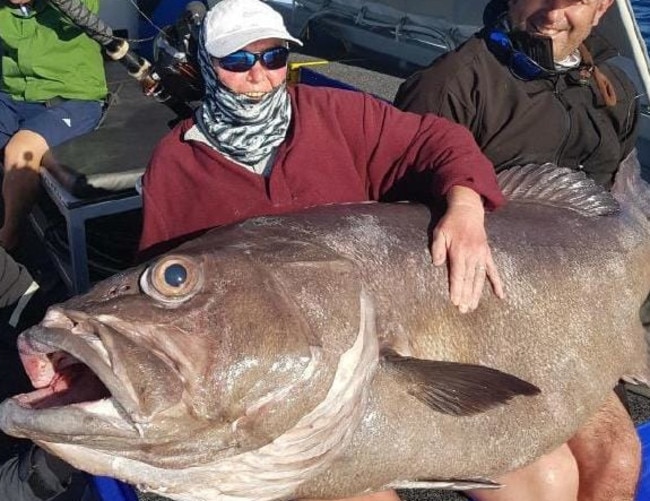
49;396;144;432
16;326;149;426
69;397;150;436
72;395;128;416
8;378;152;439
0;397;141;443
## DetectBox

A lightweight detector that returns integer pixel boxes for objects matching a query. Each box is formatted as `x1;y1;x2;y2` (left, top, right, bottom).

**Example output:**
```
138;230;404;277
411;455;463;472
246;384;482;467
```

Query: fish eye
140;255;203;304
164;263;187;287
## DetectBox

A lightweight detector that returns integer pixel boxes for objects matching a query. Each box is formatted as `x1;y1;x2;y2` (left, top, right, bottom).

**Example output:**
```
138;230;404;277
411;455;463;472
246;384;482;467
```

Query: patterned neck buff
194;30;292;168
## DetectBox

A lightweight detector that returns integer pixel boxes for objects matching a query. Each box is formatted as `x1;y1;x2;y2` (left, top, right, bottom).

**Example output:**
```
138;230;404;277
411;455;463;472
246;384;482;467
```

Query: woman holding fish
139;0;507;316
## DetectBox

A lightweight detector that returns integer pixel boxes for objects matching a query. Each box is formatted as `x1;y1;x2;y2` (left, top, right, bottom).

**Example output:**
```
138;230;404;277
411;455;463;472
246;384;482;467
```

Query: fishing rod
46;0;204;117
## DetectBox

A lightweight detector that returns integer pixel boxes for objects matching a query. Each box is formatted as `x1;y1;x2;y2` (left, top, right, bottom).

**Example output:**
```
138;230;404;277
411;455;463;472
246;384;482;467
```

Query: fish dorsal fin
382;349;540;416
497;164;619;216
611;149;650;218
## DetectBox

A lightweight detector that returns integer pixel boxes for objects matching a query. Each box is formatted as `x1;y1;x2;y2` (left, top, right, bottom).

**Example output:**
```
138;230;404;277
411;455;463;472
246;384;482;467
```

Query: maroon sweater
139;84;505;256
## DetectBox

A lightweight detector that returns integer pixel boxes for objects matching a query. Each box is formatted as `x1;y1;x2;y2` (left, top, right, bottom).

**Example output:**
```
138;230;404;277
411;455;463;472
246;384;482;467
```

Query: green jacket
0;0;107;102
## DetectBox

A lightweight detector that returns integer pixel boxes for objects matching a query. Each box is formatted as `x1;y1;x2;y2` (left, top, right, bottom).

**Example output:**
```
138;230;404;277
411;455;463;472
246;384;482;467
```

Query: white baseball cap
204;0;303;58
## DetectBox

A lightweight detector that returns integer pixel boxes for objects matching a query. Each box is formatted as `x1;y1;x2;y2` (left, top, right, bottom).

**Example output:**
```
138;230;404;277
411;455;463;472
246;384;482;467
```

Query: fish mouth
0;309;158;441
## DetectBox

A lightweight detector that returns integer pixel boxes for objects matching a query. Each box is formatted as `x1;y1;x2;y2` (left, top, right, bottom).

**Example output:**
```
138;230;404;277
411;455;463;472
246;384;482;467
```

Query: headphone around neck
484;27;557;81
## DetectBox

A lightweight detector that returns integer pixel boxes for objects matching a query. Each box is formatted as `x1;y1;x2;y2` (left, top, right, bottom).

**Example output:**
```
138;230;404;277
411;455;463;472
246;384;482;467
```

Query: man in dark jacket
395;0;638;190
395;1;640;500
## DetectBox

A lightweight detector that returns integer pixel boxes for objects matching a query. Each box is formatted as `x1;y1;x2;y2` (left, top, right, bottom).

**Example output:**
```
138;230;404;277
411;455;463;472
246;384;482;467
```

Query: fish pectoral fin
382;349;540;416
387;477;501;491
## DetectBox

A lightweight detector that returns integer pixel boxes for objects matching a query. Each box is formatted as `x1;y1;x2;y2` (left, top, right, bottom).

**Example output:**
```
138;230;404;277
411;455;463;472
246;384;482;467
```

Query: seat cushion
50;61;180;198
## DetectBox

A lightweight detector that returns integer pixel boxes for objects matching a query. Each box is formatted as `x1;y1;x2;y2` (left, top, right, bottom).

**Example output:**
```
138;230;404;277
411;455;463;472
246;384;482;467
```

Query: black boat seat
49;62;179;197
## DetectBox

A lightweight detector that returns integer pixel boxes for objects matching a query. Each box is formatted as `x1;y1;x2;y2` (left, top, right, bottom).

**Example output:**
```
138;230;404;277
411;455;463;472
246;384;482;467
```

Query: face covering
195;29;292;168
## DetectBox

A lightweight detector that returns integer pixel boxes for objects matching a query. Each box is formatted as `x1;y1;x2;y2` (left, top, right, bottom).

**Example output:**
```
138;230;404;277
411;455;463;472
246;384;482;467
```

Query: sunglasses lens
218;47;289;72
219;52;255;72
261;47;289;70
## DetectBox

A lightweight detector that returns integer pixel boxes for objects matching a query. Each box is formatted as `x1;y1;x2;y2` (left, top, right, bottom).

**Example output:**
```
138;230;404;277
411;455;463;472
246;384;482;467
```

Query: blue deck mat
637;421;650;500
90;475;138;501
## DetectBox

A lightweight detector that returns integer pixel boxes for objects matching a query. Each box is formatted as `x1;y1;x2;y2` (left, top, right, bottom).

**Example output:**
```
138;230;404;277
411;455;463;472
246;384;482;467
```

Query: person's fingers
450;257;472;312
431;221;505;312
430;229;448;266
469;264;487;311
486;251;505;299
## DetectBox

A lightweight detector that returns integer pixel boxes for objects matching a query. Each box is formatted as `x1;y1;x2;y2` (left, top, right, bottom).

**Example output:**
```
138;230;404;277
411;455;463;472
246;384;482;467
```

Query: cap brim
206;28;303;58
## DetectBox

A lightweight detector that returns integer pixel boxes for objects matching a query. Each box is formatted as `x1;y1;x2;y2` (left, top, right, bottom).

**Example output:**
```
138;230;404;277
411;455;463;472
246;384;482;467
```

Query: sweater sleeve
138;120;216;260
139;132;179;256
357;92;505;210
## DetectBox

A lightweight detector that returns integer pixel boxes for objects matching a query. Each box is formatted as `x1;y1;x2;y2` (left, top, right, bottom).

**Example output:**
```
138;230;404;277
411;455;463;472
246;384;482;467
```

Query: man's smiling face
508;0;613;60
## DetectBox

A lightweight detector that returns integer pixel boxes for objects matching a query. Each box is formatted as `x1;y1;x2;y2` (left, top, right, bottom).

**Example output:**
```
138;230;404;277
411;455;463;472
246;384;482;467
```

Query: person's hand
431;186;504;313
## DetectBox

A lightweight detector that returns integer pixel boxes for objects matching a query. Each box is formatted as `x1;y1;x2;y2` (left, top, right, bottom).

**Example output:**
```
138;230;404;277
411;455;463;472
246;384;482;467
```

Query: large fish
1;164;650;501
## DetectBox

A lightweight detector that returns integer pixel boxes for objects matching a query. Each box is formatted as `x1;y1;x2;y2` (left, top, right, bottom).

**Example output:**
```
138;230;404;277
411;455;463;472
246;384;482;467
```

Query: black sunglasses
217;46;289;73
